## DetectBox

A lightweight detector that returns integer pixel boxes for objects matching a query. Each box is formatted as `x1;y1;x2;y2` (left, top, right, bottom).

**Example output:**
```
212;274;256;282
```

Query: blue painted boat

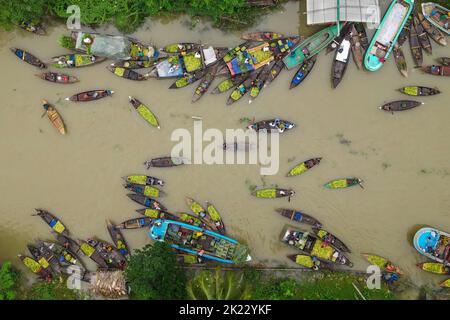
413;227;450;266
364;0;414;72
422;2;450;35
149;219;251;264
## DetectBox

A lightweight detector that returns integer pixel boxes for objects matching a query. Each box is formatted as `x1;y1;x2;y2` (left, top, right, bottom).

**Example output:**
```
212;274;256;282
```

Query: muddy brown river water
0;2;449;288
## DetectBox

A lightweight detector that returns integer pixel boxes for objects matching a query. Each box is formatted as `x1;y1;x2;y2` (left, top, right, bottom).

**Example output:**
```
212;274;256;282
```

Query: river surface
0;2;449;288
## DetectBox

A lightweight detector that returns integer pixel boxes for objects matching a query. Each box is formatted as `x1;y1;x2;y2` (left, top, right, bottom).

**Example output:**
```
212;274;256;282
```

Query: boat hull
413;227;450;266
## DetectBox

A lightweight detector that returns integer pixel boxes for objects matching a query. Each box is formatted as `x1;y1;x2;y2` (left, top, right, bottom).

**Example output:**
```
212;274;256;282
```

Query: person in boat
385;262;398;273
312;256;320;271
383;272;399;285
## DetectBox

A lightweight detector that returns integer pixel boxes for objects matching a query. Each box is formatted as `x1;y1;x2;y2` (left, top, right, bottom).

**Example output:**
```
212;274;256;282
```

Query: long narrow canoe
410;22;424;67
33;209;69;235
247;119;295;133
283;24;339;69
417;12;447;46
362;253;402;273
354;23;369;50
331;30;352;88
324;178;363;189
11;48;46;69
107;66;149;80
312;228;351;253
265;60;284;86
106;220;130;258
226;70;261;105
379;100;423;112
51;54;106;68
128;96;160;129
364;0;414;72
27;244;61;274
290;56;317;89
161;43;202;54
43;241;85;270
125;183;165;198
205;201;226;235
144;156;185;168
397;16;412;46
417;262;450;275
422;64;450;76
169;69;208;89
287;254;333;270
398;86;440;96
78;240;109;268
185;197;217;231
241;31;285;41
421;2;450;35
66;90;114;102
392;45;408;77
211;73;249;94
350;25;364;70
413;14;433;55
192;65;217;103
127;193;167;211
41;100;66;135
111;59;155;69
19;21;46;35
137;209;179;221
123;175;164;186
252;188;295;199
286;157;322;177
275;208;322;228
36;72;78;84
18;254;52;280
413;227;450;266
116;217;154;229
248;61;274;103
54;233;81;255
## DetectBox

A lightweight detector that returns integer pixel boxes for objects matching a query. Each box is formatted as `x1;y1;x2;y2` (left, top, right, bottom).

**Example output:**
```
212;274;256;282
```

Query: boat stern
148;219;168;241
364;54;383;72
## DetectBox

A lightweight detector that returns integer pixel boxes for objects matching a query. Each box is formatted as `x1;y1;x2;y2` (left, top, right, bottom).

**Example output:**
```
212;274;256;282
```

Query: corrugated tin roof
306;0;380;25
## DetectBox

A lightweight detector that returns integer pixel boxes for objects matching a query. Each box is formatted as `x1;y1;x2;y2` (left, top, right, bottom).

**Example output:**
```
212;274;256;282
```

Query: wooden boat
325;23;353;54
440;279;450;288
42;241;85;270
19;21;46;35
34;242;64;274
144;156;184;168
123;175;164;186
186;197;217;231
107;66;149;80
379;100;423;112
125;183;164;198
161;43;202;54
41;100;66;135
248;61;274;102
169;69;208;89
409;22;423;67
324;178;363;189
413;227;450;267
265;59;284;85
281;227;353;267
116;217;154;229
364;0;414;72
275;208;322;228
392;45;408;78
66;90;114;102
252;188;295;199
354;23;368;50
422;64;450;76
128;96;160;129
33;209;69;235
205;201;226;235
287;254;333;270
86;238;126;269
192;66;217;102
397;16;412;46
362;254;402;274
398;86;440;96
247;119;295;133
211;74;249;94
290;56;317;89
350;25;364;70
27;244;61;274
149;219;251;264
438;57;450;66
106;220;130;258
18;254;52;280
413;14;433;55
111;59;155;69
417;12;447;46
10;48;46;69
283;24;339;69
417;262;450;275
36;72;78;84
312;228;350;253
54;233;81;255
286;157;322;177
223;42;274;76
137;208;179;221
227;70;261;105
177;212;211;229
331;29;352;88
241;31;285;41
222;141;254;152
127;193;167;211
421;2;450;35
177;253;204;265
51;54;106;68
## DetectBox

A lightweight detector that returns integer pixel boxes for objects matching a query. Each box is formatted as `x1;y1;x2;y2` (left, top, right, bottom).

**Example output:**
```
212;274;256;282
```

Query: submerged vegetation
0;0;283;33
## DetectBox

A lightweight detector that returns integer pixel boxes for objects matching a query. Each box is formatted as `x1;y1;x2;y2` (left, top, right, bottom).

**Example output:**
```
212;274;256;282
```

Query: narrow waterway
0;2;449;287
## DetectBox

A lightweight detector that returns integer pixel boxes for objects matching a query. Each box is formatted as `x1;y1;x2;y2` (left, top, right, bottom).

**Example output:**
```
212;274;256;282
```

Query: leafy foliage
0;262;19;300
24;278;78;300
187;267;250;300
0;0;47;31
125;242;186;300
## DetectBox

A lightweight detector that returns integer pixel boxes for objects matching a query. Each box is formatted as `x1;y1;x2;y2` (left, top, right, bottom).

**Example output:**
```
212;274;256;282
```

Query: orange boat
42;100;66;135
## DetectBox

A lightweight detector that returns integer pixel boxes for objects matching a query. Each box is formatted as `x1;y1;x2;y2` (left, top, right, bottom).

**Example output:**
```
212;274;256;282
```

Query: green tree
0;0;47;30
125;242;186;300
187;267;250;300
25;278;77;300
0;261;19;300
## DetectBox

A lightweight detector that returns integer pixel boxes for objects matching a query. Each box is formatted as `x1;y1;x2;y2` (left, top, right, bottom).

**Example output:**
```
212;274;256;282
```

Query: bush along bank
0;0;284;34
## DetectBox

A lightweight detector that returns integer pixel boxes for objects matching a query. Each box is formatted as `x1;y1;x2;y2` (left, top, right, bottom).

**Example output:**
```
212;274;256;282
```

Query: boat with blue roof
413;227;450;266
149;219;251;264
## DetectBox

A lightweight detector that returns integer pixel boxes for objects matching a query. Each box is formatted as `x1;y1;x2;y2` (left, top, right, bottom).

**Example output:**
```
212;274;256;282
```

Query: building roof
306;0;380;25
